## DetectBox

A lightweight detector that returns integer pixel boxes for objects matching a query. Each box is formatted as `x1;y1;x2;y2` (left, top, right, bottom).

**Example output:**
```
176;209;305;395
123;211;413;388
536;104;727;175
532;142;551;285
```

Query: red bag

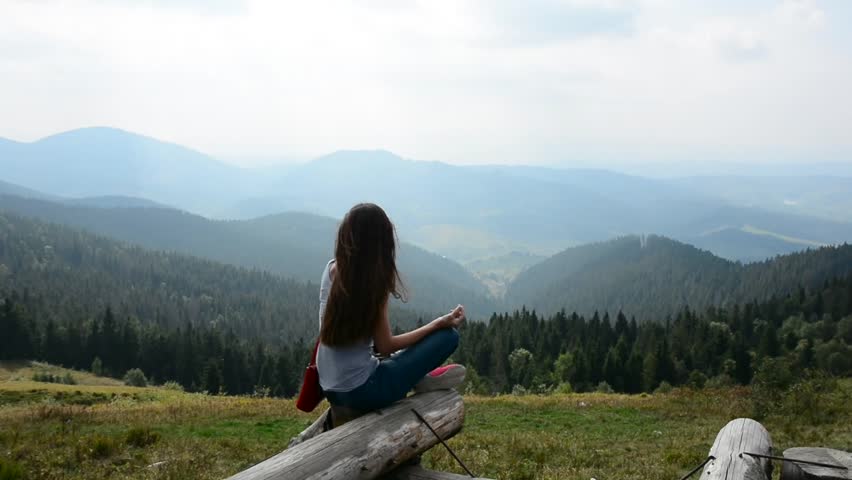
296;340;324;412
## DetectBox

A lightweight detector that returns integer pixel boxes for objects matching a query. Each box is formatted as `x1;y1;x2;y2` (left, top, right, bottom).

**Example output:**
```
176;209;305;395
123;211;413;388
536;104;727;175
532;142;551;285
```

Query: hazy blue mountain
65;196;168;209
475;164;720;227
5;128;852;265
0;194;494;318
505;235;852;320
0;178;169;210
236;150;852;264
683;205;852;247
687;227;813;263
668;175;852;223
614;160;852;178
0;127;255;215
226;151;709;260
0;179;56;201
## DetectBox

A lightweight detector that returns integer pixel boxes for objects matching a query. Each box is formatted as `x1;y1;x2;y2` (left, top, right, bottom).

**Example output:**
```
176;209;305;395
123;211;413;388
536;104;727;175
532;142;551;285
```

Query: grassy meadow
0;362;850;480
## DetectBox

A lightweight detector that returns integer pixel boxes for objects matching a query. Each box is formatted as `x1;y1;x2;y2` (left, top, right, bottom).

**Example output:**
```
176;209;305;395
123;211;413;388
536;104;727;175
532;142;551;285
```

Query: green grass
0;366;849;479
0;361;126;386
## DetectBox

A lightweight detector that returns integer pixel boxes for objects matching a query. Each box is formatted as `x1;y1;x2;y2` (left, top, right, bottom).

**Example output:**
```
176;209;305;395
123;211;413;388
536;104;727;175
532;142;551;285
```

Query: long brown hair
320;203;406;347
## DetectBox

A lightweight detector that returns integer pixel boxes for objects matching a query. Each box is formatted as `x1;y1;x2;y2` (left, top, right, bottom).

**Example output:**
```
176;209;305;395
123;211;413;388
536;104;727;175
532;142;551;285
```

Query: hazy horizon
3;0;852;168
2;125;852;178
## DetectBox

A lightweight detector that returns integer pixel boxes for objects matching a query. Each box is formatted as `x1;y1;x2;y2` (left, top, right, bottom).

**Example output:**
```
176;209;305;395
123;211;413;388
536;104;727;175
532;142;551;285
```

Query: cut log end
699;418;773;480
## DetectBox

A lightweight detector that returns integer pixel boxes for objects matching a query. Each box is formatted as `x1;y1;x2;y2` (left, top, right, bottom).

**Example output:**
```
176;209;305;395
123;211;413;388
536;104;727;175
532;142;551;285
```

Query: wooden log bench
781;448;852;480
699;418;773;480
227;390;476;480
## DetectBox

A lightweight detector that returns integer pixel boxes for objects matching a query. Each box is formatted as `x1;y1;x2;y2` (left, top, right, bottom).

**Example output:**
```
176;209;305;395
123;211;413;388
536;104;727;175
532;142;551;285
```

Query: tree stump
699;418;773;480
781;448;852;480
227;390;465;480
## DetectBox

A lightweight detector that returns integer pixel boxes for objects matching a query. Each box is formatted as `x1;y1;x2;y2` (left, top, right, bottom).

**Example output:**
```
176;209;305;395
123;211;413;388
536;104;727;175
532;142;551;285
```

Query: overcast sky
1;0;851;167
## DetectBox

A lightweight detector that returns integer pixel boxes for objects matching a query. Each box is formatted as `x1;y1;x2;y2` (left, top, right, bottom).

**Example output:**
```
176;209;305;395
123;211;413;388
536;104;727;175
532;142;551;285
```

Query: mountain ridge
3;126;852;264
505;234;852;320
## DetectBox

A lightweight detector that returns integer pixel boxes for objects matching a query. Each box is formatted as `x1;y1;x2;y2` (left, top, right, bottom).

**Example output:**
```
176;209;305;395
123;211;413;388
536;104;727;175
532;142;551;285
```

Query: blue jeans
326;327;459;411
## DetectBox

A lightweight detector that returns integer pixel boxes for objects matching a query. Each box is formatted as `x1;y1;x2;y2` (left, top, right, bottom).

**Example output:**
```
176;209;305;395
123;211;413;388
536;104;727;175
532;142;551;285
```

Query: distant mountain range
3;127;851;268
669;175;852;223
505;234;852;320
0;127;251;215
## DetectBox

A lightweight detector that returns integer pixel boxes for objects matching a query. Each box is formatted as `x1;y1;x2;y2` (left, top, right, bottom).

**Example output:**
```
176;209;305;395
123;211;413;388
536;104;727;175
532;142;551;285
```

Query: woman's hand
440;304;465;328
375;302;465;355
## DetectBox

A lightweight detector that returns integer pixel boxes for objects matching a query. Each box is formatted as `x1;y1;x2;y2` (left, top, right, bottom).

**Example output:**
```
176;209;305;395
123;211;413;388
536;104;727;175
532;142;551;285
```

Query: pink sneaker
413;364;466;393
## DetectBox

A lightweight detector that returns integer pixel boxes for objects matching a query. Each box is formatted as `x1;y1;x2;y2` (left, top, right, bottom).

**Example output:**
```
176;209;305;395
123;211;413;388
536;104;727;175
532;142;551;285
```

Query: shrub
91;357;104;376
751;356;797;419
530;381;553;395
123;368;148;387
779;373;840;425
687;370;707;389
461;365;491;396
511;384;528;396
252;386;271;398
125;427;160;448
162;381;184;391
554;382;574;394
706;374;734;389
87;435;118;459
654;381;673;394
595;381;614;394
32;371;76;385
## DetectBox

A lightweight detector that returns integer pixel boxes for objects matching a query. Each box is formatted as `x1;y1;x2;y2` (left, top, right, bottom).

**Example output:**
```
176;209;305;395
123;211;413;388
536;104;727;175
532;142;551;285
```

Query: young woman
317;203;466;412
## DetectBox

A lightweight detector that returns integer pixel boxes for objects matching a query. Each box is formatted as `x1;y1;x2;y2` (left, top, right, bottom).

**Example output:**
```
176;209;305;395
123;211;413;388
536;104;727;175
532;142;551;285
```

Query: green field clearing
0;363;849;480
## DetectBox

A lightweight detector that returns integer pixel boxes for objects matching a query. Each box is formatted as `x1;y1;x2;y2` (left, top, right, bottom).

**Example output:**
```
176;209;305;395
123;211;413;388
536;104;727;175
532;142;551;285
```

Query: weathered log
699;418;773;480
287;405;367;448
381;465;492;480
781;448;852;480
227;390;465;480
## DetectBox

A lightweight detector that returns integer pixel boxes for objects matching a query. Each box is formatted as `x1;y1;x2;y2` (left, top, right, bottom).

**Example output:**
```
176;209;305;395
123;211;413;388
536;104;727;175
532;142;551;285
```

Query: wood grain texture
379;465;493;480
227;390;465;480
699;418;773;480
781;448;852;480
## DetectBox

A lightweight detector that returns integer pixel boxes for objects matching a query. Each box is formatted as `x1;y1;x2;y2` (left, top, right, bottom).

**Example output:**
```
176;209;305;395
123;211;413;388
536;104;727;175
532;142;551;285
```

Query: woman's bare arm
373;303;464;356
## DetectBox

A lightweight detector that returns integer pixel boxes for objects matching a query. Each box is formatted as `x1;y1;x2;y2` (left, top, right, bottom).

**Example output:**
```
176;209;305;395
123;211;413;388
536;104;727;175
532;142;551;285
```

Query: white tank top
316;259;379;392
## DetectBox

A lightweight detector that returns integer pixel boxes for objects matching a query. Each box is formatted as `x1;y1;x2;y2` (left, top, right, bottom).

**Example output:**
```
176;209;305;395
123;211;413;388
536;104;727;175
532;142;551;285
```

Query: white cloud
0;0;849;166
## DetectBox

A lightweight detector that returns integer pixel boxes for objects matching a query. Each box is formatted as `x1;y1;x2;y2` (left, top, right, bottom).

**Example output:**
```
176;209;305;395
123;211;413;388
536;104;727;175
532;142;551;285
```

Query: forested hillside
459;276;852;394
0;212;438;395
0;212;423;342
0;195;494;317
506;235;852;319
2;212;851;397
0;300;308;396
